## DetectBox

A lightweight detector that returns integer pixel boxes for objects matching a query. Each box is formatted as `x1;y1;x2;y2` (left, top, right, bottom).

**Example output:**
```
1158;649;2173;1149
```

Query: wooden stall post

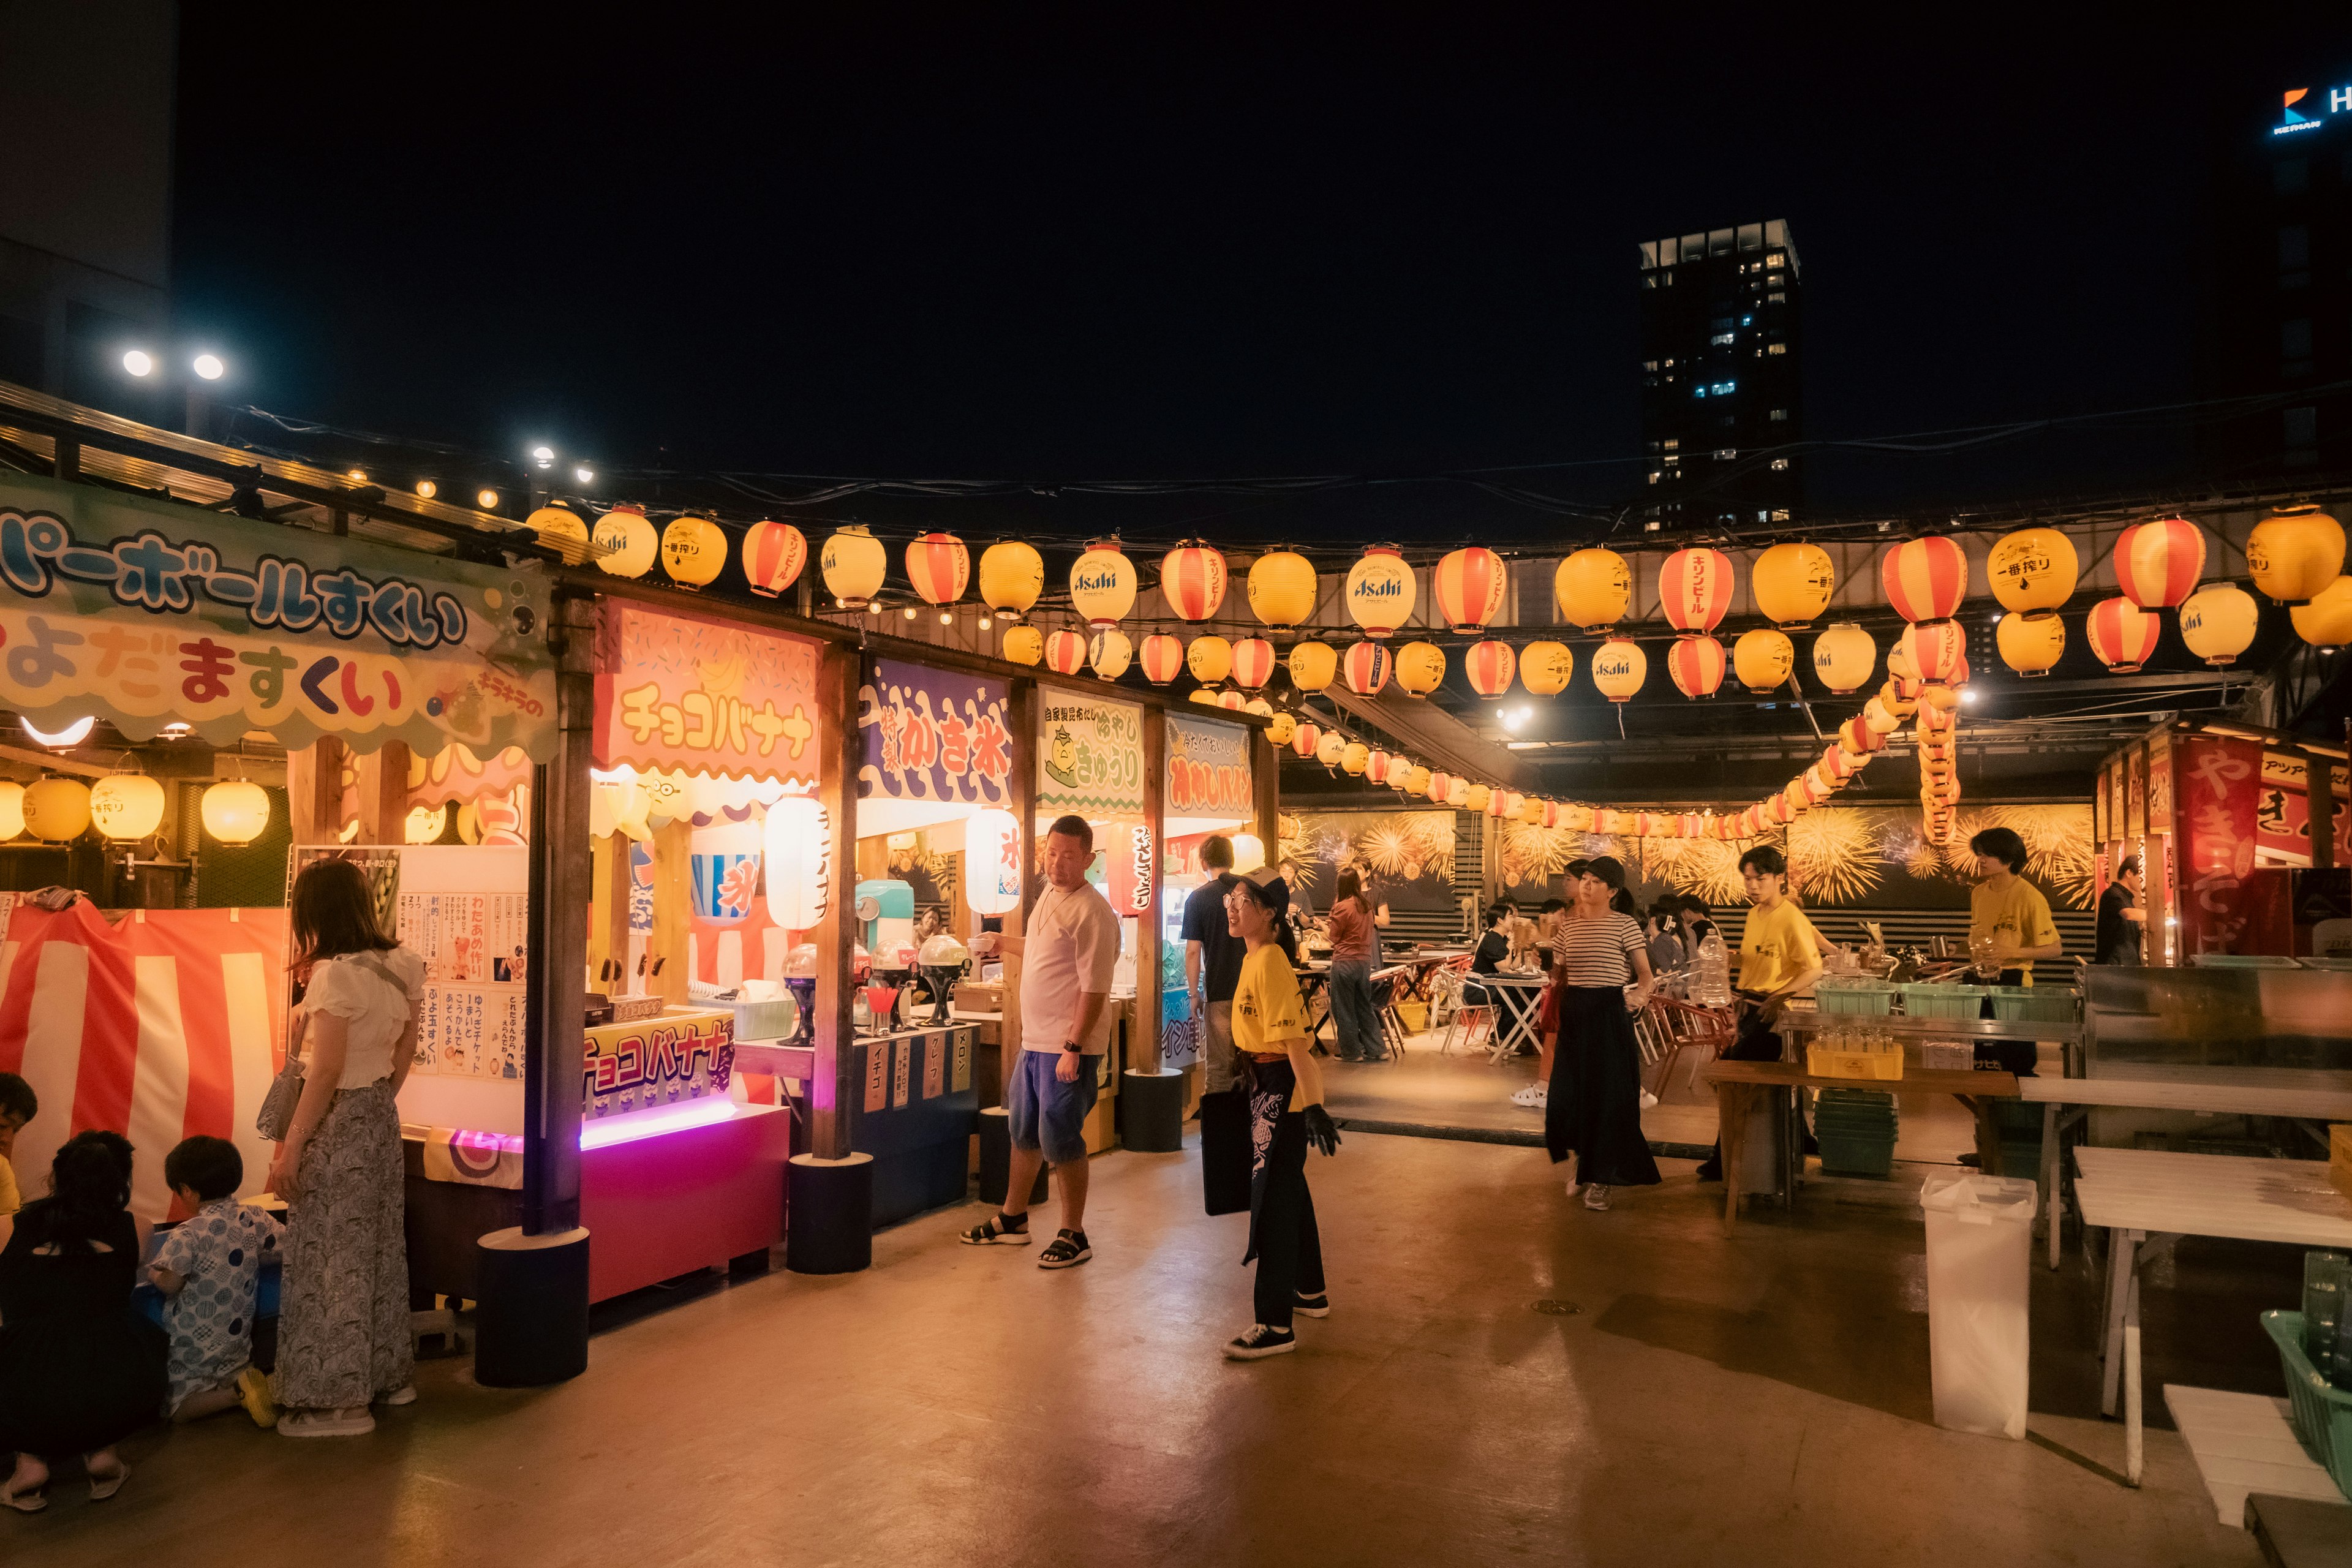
1253;728;1280;862
352;740;410;845
285;736;344;844
1002;677;1039;1102
522;590;595;1236
2302;748;2336;871
1138;706;1165;1074
807;643;863;1161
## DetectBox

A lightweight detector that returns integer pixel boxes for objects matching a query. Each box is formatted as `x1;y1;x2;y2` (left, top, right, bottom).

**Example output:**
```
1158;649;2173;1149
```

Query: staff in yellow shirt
1967;826;2062;983
0;1072;37;1240
1698;845;1822;1184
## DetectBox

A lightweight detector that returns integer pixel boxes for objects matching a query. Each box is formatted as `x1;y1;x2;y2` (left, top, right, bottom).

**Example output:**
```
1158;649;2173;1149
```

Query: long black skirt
1544;984;1661;1186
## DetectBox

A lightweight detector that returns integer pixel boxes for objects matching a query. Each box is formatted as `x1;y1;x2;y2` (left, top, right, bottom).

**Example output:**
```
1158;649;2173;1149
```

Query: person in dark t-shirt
2095;855;2145;966
1183;835;1248;1092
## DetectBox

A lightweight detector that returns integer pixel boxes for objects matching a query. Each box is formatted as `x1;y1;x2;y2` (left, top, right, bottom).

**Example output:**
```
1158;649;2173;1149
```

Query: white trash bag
1918;1170;2038;1439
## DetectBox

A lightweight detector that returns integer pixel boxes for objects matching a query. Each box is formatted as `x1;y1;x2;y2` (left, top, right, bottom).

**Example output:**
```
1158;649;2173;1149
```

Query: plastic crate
2261;1311;2352;1501
1899;984;1986;1019
1985;986;2077;1025
1815;979;1895;1016
1817;1135;1898;1179
1805;1042;1905;1080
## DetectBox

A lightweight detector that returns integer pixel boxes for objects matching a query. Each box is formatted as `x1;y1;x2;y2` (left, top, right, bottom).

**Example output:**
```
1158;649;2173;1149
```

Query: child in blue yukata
148;1136;281;1427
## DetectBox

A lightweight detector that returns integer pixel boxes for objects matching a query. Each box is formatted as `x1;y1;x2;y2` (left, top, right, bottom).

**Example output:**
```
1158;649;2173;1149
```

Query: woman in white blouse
265;859;425;1438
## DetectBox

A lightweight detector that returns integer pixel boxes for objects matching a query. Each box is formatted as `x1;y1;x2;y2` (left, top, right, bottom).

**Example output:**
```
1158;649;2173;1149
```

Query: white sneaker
1583;1183;1613;1212
1638;1089;1659;1109
1509;1084;1547;1108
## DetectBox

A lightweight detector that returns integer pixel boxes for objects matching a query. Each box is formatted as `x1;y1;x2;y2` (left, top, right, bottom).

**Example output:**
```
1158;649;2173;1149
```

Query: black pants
1246;1061;1325;1330
1706;992;1794;1167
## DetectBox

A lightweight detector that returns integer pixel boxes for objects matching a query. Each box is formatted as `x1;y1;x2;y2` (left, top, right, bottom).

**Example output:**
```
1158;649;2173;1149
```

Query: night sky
170;14;2332;538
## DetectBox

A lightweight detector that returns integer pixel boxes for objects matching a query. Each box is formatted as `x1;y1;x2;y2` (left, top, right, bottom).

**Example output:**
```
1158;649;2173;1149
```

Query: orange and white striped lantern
905;532;970;605
1044;628;1088;675
1138;633;1184;685
1366;749;1391;784
1681;812;1706;837
1218;690;1245;710
1768;793;1798;824
1464;639;1517;698
1158;541;1230;621
1882;535;1969;623
1838;716;1885;756
1292;721;1322;760
1899;619;1967;685
1917;701;1954;736
742;521;809;597
1425;769;1451;804
1230;637;1276;690
1667;635;1725;698
1432;546;1509;633
1542;800;1562;829
2086;595;2161;673
1341;640;1392;696
1344;545;1417;638
2114;517;2205;611
1659;546;1735;636
1819;745;1853;782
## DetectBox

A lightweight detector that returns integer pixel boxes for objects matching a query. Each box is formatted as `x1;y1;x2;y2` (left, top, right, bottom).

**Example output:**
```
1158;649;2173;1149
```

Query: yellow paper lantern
821;524;889;608
1733;628;1795;692
1862;696;1900;734
660;514;728;587
1002;625;1046;666
1341;741;1370;775
1555;548;1632;631
1395;641;1447;698
89;772;165;841
979;540;1044;620
23;776;91;842
1520;640;1574;696
1248;549;1318;629
1401;763;1431;797
1590;636;1647;702
526;504;591;566
405;802;451;844
0;781;23;840
1243;697;1273;716
1996;611;2065;677
2179;582;2259;668
1070;540;1137;628
1878;678;1918;718
1463;783;1491;813
1752;541;1836;628
2248;505;2345;603
1344;545;1417;638
1267;712;1298;746
1986;527;2078;615
199;779;270;845
1088;628;1133;680
2292;576;2352;650
1186;635;1234;685
1314;730;1346;769
592;506;658;578
1809;624;1875;694
1287;639;1336;693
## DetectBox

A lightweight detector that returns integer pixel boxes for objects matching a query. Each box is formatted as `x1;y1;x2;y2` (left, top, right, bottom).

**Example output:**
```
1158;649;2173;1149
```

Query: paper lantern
1555;548;1632;631
655;514;726;587
1884;637;1920;695
1425;770;1450;804
1560;804;1595;832
1879;679;1918;719
1217;690;1245;710
1292;722;1322;759
1403;764;1432;797
1138;634;1184;685
1432;546;1508;633
1231;638;1276;691
1809;623;1875;694
1003;625;1045;665
1266;712;1297;745
1187;634;1234;686
1228;832;1267;873
758;796;832;927
1882;535;1968;623
1667;634;1725;698
1445;776;1471;807
1089;629;1133;681
0;782;21;840
1244;697;1273;716
592;505;658;578
1899;619;1967;685
2086;596;2161;673
742;521;809;597
905;532;971;605
527;504;590;565
1342;640;1393;696
1542;801;1562;828
1395;641;1447;698
89;772;165;841
2108;519;2199;611
1044;628;1088;675
1520;640;1574;696
1918;682;1959;716
1314;731;1346;769
1659;546;1735;636
1070;540;1137;628
979;540;1044;620
1288;640;1336;693
1591;637;1647;703
1733;628;1795;692
2248;505;2346;603
1366;749;1391;783
1159;541;1229;622
1862;696;1900;734
950;806;1021;919
2179;582;2259;668
1463;639;1516;698
1818;745;1853;782
1341;741;1370;776
1465;783;1492;814
1996;611;2065;677
1752;541;1835;628
198;778;266;845
1248;550;1317;628
1344;545;1417;638
2293;576;2352;649
821;525;888;608
1768;793;1798;824
1985;527;2078;616
1838;717;1884;756
23;776;89;842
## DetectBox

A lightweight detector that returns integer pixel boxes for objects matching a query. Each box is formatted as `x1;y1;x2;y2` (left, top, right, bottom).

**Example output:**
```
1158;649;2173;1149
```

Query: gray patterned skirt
276;1080;413;1410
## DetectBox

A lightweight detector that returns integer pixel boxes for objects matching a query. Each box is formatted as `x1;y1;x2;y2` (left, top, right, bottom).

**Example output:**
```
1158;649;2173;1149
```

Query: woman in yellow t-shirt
1221;867;1343;1362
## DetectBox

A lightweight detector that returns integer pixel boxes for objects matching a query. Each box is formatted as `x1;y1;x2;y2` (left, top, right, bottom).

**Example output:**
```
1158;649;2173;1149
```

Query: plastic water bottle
1695;932;1731;1006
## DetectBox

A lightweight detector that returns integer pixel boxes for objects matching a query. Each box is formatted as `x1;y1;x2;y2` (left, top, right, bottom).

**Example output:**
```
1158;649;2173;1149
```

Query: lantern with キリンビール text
905;532;970;605
1230;638;1276;690
1345;545;1417;638
1003;625;1045;666
1463;639;1516;698
1044;628;1088;676
742;521;809;597
1659;546;1735;636
2113;518;2202;611
821;524;888;608
1996;611;2065;677
1159;541;1229;621
979;540;1044;620
1395;641;1446;698
1899;619;1967;685
1137;634;1184;685
660;513;728;587
1752;541;1835;628
1555;547;1632;631
2179;582;2258;667
1342;640;1392;696
1187;635;1234;686
1248;549;1317;628
1986;527;2077;616
2247;505;2345;603
1433;546;1509;633
1088;629;1133;681
1882;535;1968;623
1591;637;1648;702
1733;628;1794;692
1520;640;1574;696
1810;624;1875;694
1667;635;1724;698
767;795;837;928
592;505;657;578
2086;596;2161;673
1070;540;1137;628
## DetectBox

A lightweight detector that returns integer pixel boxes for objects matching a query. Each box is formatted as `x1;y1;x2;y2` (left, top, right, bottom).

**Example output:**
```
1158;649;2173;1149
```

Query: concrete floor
23;1133;2285;1567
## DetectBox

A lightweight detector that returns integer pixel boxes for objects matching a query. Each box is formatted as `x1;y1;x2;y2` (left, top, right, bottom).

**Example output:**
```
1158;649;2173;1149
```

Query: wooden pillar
1137;704;1166;1074
1252;729;1280;863
807;643;863;1160
2302;749;2336;871
648;818;693;1004
1002;677;1039;1098
521;590;595;1236
285;737;344;844
350;740;410;845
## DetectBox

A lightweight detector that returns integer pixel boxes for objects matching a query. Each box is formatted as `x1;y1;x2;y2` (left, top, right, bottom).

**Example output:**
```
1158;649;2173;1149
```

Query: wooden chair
1640;996;1737;1100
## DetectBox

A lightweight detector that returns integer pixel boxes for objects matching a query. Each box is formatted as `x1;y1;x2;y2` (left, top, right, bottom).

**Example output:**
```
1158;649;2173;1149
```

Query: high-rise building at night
1637;219;1803;532
2196;77;2352;480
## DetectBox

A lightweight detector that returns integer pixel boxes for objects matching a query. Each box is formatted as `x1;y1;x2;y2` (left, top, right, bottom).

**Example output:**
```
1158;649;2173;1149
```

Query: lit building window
1769;409;1789;421
1648;472;1660;484
1769;292;1786;304
1767;342;1787;355
1711;333;1736;345
1771;508;1791;521
1715;448;1736;460
1770;458;1790;470
1766;254;1784;268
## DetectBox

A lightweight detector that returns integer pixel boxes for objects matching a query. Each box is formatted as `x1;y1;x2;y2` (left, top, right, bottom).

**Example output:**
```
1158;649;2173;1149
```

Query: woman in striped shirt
1544;856;1659;1212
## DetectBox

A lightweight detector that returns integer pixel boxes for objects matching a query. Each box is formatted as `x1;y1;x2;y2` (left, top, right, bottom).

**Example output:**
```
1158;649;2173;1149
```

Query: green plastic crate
1814;980;1895;1016
1817;1135;1898;1179
2261;1311;2352;1501
1899;984;1987;1019
1986;986;2078;1025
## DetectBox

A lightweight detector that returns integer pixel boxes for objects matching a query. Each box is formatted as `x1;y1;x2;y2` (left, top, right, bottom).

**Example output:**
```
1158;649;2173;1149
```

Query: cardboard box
954;982;1004;1015
2333;1124;2352;1207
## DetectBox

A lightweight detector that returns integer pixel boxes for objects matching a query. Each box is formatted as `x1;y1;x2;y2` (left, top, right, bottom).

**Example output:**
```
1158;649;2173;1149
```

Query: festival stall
1158;709;1263;1106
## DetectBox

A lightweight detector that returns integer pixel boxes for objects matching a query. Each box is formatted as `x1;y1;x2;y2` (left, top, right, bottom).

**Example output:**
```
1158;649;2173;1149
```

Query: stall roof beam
1317;685;1531;789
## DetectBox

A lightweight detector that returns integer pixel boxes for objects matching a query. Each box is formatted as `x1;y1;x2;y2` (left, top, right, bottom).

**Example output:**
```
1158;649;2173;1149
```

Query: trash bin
1918;1170;2038;1439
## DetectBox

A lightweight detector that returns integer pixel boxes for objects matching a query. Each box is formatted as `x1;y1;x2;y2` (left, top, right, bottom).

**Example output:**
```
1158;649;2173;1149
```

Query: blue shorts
1006;1049;1101;1164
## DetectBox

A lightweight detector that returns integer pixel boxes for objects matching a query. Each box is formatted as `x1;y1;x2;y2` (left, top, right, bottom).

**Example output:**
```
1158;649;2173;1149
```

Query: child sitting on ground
0;1071;38;1223
148;1136;281;1426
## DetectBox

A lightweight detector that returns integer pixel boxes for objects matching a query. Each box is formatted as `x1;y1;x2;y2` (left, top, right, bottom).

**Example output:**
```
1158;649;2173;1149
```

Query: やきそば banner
1036;694;1144;816
0;472;556;758
1165;712;1253;822
858;658;1014;805
595;600;821;782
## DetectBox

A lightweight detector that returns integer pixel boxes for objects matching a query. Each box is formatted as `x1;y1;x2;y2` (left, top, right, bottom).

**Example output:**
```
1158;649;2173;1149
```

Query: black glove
1303;1104;1341;1156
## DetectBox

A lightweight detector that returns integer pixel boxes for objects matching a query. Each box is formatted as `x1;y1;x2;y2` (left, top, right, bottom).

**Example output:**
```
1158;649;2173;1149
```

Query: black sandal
959;1213;1031;1246
1037;1229;1092;1269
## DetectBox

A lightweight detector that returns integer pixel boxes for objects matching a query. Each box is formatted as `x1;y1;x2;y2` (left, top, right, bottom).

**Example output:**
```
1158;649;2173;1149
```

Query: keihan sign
2276;85;2352;135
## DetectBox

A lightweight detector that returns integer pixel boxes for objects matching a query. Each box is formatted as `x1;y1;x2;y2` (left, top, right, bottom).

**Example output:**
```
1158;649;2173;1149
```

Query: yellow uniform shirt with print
1970;876;2059;981
1231;946;1306;1055
0;1155;16;1216
1738;900;1821;997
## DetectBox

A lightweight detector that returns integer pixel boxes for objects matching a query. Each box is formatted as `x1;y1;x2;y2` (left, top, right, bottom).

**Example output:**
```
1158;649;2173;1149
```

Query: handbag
1198;1087;1253;1216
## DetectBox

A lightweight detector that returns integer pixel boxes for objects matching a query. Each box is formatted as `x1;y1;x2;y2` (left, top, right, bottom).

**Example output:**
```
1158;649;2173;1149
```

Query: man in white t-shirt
960;814;1119;1268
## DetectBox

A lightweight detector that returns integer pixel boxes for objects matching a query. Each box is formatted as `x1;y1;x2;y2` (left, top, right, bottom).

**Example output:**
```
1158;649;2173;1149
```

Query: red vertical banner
2177;732;2265;954
2125;745;2147;838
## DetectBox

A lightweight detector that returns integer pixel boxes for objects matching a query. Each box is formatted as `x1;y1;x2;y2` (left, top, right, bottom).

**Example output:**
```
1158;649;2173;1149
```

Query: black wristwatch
1063;1041;1082;1054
